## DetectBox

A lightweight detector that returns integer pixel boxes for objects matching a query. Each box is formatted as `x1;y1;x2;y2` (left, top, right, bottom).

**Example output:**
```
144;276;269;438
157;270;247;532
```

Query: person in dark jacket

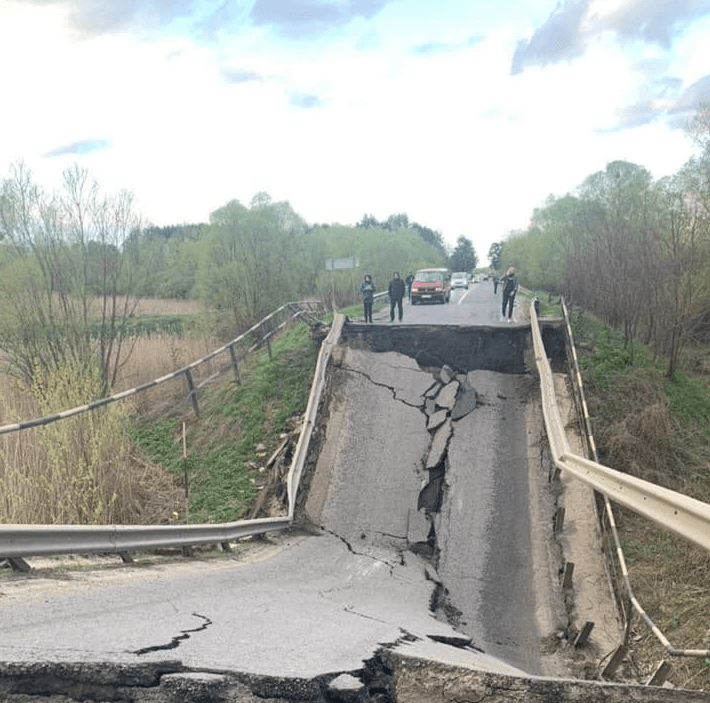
501;266;518;322
388;271;406;322
405;272;414;301
360;274;375;323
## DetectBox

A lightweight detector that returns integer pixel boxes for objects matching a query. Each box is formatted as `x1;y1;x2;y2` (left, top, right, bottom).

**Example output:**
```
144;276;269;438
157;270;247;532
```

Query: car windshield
415;271;444;282
452;273;466;279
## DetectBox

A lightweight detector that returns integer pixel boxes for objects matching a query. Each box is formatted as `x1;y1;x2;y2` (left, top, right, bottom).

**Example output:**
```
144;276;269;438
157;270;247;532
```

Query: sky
1;0;710;262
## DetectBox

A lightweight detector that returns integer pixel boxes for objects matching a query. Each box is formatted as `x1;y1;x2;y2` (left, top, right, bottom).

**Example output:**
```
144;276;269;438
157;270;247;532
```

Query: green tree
195;194;313;336
448;236;477;272
488;242;502;270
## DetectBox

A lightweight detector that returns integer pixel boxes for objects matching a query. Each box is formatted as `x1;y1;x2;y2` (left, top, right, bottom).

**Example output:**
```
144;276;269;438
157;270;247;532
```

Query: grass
0;298;320;526
570;309;710;690
129;323;318;523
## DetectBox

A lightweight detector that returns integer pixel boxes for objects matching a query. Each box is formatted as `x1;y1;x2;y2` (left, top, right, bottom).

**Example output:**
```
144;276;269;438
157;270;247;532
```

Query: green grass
666;371;710;427
130;322;319;523
570;310;648;387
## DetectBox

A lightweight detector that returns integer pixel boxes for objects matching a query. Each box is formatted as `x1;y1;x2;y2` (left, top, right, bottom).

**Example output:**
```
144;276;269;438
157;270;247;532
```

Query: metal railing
533;300;710;662
0;300;326;435
0;304;342;562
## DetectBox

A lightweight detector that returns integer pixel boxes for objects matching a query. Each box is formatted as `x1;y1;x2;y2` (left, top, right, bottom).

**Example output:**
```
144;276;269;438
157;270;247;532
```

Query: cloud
43;139;111;158
667;73;710;126
590;0;710;48
412;35;484;55
511;0;590;75
289;92;325;108
598;73;709;132
28;0;198;36
249;0;392;38
511;0;710;75
220;67;264;84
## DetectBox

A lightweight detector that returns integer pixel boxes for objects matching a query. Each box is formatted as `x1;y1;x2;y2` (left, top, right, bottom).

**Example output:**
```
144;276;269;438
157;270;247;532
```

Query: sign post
325;257;359;312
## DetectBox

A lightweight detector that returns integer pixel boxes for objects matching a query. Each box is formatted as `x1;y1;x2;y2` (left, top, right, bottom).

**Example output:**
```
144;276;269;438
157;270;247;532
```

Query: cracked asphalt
0;285;549;682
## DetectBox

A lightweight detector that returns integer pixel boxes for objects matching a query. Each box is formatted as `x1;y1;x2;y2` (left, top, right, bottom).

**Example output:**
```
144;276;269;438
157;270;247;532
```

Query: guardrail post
228;344;241;385
646;660;672;686
5;557;31;573
602;644;628;679
574;621;594;648
184;369;200;418
561;561;574;589
554;506;565;533
262;322;272;359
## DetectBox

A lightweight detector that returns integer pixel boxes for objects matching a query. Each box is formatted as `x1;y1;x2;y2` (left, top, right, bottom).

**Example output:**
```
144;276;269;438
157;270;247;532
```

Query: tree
411;221;446;253
195;195;313;335
0;162;144;393
488;242;502;270
448;236;477;272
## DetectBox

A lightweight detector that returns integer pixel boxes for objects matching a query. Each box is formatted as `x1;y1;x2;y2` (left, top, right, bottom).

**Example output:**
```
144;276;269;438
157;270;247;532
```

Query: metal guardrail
0;301;325;435
556;299;710;663
0;306;344;561
530;303;710;554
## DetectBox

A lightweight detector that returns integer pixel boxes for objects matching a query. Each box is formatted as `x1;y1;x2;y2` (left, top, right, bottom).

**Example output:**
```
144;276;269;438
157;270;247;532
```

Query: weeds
572;314;710;690
130;323;318;523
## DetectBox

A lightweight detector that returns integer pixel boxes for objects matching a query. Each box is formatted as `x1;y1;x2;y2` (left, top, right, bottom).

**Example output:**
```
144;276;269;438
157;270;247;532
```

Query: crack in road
339;364;429;408
133;612;212;655
321;528;402;572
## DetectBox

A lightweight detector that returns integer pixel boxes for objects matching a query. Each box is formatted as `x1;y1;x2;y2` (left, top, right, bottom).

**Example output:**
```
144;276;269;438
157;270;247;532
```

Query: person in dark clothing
388;272;406;322
405;272;414;301
492;274;500;294
360;274;375;323
501;266;518;322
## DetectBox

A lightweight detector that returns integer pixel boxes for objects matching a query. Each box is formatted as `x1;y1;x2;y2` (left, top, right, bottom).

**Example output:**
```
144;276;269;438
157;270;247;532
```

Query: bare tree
0;162;143;394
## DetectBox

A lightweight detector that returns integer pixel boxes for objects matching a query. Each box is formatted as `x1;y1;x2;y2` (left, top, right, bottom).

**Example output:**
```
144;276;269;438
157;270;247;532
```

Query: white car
451;272;469;289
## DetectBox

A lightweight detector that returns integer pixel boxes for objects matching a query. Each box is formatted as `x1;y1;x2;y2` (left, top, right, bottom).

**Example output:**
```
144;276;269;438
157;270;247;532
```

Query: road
396;279;520;326
0;282;566;693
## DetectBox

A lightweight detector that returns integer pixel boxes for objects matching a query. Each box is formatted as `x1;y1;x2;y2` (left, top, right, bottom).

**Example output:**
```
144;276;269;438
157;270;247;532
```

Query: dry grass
0;302;217;525
613;508;710;690
114;335;223;418
584;363;710;690
0;362;185;525
88;296;206;317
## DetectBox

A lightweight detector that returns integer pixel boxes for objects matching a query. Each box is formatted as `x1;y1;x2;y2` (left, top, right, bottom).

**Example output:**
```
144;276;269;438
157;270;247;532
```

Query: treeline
499;104;710;379
0;163;449;391
126;200;449;320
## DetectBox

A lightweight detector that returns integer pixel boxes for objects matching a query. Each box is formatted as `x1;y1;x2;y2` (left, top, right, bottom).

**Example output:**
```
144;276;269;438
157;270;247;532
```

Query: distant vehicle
411;268;451;304
451;272;469;289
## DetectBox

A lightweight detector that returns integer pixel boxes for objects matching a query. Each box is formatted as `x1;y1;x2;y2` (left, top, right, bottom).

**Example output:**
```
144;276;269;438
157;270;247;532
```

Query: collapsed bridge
2;315;704;702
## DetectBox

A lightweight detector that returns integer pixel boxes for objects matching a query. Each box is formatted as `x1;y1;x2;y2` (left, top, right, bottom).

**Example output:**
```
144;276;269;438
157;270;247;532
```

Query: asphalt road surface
0;285;557;685
382;280;523;326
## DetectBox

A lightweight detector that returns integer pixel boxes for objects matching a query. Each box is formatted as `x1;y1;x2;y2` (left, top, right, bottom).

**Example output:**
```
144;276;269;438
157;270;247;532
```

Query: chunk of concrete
328;673;364;702
425;397;437;416
407;507;430;544
440;365;455;384
451;386;478;420
425;382;442;398
427;409;448;431
426;419;452;469
435;380;459;410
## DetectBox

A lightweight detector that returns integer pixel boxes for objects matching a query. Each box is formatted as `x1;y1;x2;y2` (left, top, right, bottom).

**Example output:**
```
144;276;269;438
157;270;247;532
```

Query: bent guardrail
0;308;345;562
531;303;710;553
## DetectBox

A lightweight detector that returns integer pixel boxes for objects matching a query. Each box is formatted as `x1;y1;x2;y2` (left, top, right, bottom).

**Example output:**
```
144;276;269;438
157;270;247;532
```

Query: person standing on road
501;267;518;322
360;274;375;323
492;274;500;294
405;272;414;301
388;271;406;322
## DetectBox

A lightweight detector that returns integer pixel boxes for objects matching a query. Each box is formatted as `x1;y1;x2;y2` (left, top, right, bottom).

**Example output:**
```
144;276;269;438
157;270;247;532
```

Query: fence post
184;369;200;418
262;322;272;359
228;344;241;385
